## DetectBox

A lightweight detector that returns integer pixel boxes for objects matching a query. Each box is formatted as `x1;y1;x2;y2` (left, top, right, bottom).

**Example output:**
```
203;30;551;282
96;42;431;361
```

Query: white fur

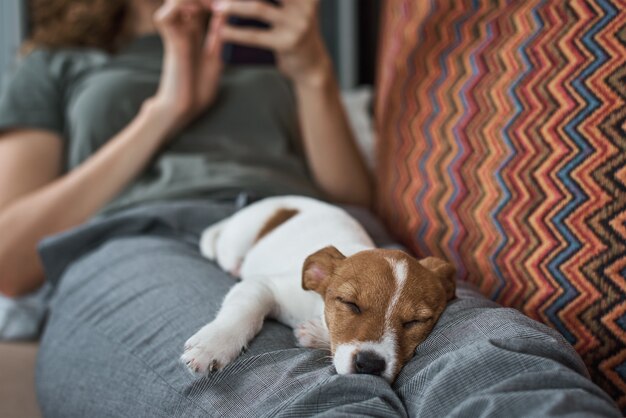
386;257;408;292
384;257;408;348
182;196;376;375
333;344;357;375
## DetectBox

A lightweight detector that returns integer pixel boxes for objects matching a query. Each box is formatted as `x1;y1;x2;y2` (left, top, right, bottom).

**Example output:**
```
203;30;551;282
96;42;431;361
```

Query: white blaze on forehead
385;257;408;320
384;257;409;376
331;257;410;381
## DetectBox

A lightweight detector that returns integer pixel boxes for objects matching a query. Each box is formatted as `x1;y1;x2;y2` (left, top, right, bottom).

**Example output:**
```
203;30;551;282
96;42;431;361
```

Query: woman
0;0;372;298
0;0;379;414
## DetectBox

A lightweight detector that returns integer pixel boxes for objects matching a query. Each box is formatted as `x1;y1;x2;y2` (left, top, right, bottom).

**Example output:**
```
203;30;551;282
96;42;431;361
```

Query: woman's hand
149;0;226;134
212;0;372;206
213;0;332;87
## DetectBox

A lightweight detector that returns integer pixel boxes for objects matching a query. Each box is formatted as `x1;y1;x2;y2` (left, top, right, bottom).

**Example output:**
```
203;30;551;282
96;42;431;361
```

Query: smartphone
221;0;279;66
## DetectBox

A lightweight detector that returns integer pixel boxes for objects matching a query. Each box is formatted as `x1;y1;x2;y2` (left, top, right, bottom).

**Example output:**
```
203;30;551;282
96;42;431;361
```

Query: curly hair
24;0;130;53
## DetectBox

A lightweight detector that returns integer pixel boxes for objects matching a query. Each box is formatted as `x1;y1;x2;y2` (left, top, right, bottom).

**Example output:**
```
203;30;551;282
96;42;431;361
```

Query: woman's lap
35;202;621;417
37;234;406;417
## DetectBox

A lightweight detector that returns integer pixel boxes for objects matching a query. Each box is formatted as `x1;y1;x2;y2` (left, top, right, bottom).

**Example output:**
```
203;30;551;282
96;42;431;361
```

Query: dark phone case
222;0;278;66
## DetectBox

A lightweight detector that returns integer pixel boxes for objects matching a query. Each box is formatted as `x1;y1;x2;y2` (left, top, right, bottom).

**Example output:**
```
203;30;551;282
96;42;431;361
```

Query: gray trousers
35;200;620;417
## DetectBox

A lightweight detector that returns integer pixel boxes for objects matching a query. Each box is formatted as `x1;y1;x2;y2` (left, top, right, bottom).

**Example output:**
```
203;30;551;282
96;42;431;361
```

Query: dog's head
302;247;455;382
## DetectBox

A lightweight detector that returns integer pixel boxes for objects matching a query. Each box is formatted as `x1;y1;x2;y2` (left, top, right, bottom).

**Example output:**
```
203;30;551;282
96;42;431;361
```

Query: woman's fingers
197;13;225;108
215;0;321;52
204;9;227;55
155;1;180;28
157;0;208;25
281;0;317;11
212;0;283;24
220;26;280;50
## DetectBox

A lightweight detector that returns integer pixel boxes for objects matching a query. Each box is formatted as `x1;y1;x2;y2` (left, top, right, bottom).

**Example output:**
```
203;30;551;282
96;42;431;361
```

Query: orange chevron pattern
376;0;626;410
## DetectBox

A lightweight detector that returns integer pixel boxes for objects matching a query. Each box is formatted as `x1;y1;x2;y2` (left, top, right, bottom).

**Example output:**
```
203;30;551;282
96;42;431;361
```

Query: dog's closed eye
402;309;434;329
337;297;361;314
402;318;431;329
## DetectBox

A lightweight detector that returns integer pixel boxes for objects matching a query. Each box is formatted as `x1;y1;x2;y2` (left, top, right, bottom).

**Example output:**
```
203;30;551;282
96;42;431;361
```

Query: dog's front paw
181;324;246;375
295;319;330;350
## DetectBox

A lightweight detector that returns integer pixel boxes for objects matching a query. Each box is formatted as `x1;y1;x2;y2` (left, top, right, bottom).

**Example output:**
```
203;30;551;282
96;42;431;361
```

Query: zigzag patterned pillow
375;0;626;410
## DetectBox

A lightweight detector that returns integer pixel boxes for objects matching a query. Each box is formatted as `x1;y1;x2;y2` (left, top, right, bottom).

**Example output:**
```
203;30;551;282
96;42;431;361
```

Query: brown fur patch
255;208;299;242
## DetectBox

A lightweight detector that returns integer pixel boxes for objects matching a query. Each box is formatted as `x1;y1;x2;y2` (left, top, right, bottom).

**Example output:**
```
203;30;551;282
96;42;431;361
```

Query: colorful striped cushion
375;0;626;409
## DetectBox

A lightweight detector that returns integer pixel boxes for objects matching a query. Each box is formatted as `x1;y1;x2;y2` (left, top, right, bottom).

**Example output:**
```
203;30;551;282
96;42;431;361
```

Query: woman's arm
0;0;225;297
0;131;63;213
0;106;173;297
217;0;373;207
292;66;373;207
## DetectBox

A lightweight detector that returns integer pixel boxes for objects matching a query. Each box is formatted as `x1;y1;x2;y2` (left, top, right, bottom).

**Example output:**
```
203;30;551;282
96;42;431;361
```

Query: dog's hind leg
181;280;277;375
199;218;230;261
208;199;301;277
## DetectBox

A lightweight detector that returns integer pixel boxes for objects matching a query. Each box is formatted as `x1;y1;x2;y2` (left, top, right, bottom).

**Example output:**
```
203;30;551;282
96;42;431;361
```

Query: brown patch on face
304;248;455;381
322;252;396;350
255;208;299;242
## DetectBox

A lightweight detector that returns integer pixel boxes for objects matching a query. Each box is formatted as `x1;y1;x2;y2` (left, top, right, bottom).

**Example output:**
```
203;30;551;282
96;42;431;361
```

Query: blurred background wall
0;0;380;91
320;0;380;88
0;1;27;85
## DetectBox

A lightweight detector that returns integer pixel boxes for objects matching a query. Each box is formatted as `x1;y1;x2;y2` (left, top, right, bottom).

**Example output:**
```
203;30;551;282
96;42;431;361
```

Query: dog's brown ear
419;257;456;301
302;246;346;295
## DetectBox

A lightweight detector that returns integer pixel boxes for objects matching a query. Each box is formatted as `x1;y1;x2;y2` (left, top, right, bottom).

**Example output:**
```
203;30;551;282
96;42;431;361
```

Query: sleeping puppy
181;196;456;381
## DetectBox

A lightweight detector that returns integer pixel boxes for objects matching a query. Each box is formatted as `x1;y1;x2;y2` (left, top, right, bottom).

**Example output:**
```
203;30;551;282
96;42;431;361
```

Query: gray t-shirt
0;35;320;214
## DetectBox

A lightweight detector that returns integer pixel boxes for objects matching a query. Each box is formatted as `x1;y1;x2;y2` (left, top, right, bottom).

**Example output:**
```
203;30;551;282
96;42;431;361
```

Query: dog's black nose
354;351;386;376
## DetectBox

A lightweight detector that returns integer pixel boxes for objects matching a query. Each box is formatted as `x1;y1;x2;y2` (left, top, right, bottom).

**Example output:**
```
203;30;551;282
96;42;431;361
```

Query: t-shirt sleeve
0;50;64;136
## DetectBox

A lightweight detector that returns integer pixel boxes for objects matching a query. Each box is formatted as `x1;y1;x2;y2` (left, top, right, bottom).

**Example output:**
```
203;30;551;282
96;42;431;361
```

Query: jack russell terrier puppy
181;196;456;381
